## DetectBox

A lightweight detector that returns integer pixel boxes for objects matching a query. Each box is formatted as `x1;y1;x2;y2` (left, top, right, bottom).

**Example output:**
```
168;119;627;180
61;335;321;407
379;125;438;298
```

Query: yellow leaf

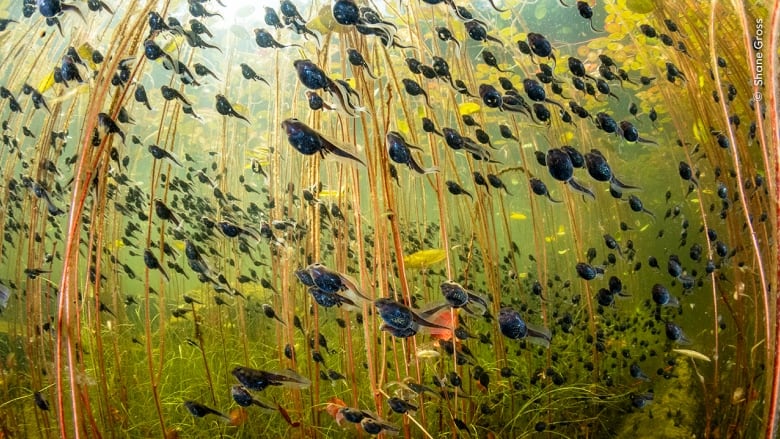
308;5;337;34
557;249;569;255
510;212;527;220
38;71;55;94
78;42;97;70
163;35;184;54
626;0;656;14
404;249;446;269
458;102;480;116
319;190;341;198
556;225;566;236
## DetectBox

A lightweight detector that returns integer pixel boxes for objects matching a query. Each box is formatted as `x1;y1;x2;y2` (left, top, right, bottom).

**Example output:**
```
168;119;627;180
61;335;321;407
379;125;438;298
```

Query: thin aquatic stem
762;2;780;437
54;2;152;433
85;160;112;433
710;0;772;414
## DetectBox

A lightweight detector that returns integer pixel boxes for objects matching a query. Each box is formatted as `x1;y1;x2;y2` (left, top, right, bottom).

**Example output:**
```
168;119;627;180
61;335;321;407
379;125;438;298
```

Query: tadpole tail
568;178;596;200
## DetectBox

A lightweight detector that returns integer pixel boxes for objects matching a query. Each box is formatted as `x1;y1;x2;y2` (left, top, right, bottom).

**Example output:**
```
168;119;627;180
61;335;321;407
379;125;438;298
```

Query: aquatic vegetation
0;0;776;438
